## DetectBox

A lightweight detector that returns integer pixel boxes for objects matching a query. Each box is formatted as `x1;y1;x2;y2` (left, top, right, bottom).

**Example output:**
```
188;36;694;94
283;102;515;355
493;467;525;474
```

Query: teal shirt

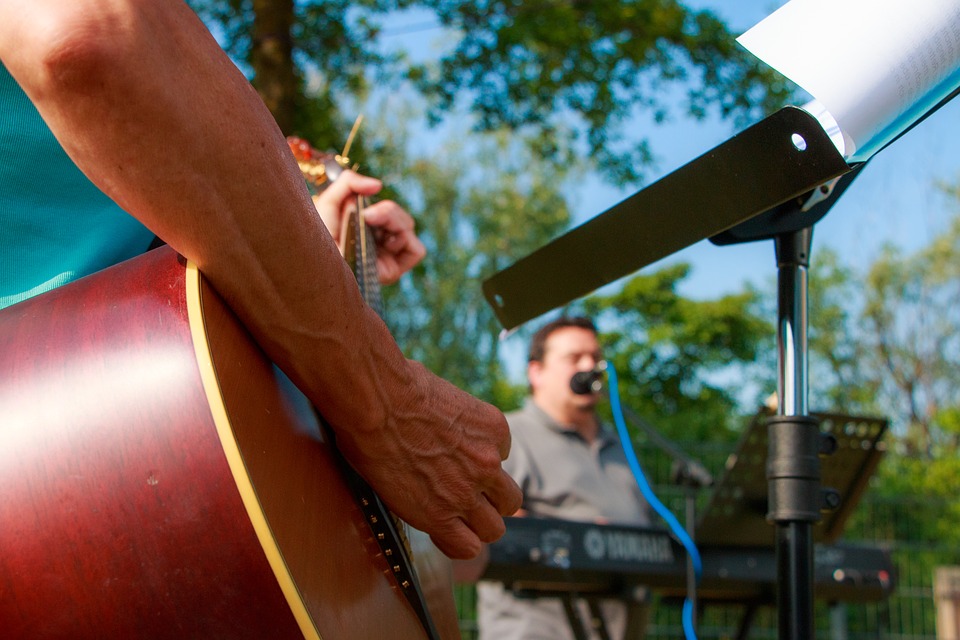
0;64;155;309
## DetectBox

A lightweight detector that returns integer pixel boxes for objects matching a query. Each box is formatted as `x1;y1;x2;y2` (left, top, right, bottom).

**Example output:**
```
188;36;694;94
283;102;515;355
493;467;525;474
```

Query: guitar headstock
286;136;343;193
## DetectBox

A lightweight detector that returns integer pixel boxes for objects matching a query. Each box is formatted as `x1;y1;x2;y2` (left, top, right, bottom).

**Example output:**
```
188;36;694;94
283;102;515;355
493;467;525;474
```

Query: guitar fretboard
350;198;383;316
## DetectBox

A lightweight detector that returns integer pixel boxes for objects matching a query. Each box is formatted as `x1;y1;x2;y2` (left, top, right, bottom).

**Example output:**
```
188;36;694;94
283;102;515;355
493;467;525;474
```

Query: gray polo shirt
477;399;651;640
504;399;651;526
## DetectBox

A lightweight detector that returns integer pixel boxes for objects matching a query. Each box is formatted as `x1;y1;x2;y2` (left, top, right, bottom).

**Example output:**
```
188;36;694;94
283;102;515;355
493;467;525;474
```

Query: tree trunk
250;0;298;133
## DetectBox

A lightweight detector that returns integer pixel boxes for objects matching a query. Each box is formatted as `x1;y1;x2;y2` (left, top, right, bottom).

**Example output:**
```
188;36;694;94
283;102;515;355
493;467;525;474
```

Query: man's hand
312;171;519;558
331;360;523;560
313;170;425;284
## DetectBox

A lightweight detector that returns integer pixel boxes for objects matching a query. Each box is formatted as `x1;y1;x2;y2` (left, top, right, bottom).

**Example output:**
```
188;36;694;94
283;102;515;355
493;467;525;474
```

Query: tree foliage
189;0;401;142
582;262;772;444
860;218;960;458
359;105;574;404
409;0;793;183
804;248;879;414
806;212;960;459
804;204;960;546
189;0;794;183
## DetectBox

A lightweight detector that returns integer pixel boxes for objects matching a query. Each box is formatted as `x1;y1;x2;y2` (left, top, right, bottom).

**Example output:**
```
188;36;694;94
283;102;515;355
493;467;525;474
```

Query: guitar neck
349;196;384;317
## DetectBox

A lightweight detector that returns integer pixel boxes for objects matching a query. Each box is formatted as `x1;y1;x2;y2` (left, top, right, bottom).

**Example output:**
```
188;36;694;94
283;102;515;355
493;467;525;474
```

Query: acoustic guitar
0;143;459;638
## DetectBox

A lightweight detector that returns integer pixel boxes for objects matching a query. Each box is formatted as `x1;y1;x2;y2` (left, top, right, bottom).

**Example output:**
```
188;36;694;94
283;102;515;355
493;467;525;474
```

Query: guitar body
0;247;459;639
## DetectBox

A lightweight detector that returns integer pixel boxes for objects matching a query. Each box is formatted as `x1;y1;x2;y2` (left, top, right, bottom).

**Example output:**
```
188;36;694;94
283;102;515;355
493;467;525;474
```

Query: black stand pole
561;594;591;640
769;228;821;640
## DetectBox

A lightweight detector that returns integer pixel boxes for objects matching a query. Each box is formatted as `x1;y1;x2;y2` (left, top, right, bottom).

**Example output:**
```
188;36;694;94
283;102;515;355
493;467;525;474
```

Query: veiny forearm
0;0;408;435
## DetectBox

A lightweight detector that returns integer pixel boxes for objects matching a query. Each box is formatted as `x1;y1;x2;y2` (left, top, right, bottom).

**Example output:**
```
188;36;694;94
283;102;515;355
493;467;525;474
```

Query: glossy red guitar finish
0;247;459;639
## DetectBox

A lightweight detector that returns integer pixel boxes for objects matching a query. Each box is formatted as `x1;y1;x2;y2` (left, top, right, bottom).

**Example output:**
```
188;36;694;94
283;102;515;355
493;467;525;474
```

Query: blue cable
606;362;702;640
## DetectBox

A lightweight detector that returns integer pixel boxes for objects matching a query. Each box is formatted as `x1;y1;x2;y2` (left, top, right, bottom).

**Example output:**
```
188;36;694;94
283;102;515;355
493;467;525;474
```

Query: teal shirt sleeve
0;63;156;309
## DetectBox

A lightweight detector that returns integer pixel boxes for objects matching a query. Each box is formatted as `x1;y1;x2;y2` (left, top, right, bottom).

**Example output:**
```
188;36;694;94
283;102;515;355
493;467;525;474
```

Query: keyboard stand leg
736;602;760;640
586;598;613;640
561;594;591;640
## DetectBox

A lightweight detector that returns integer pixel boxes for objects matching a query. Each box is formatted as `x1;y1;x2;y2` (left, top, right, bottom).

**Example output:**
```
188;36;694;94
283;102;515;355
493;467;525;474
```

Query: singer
477;316;653;640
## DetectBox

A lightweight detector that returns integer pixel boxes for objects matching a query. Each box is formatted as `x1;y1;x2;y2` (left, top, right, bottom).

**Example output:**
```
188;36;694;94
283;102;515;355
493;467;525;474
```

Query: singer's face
530;326;603;414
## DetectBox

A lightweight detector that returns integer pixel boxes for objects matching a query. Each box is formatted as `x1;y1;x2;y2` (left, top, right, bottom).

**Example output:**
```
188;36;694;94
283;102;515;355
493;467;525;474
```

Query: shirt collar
523;398;619;448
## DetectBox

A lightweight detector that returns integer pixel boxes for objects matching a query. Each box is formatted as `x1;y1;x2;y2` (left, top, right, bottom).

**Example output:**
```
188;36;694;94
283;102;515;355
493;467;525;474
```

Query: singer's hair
527;316;598;362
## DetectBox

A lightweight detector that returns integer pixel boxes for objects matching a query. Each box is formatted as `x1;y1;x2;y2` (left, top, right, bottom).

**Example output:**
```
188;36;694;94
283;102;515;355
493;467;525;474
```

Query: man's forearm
0;0;403;434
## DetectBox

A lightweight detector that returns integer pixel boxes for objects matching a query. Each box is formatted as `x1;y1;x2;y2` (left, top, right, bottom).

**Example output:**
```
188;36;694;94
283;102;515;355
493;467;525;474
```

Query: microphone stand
584;373;713;632
614;399;712;629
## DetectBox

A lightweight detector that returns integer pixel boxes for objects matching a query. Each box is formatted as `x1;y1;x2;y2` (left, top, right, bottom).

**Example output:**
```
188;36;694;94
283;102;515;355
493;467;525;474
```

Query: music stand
482;105;850;640
686;86;956;638
482;106;850;332
696;409;888;548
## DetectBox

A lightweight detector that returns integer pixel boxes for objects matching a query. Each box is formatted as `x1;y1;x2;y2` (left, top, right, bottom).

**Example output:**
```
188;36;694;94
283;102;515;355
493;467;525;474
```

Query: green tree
189;0;793;183
189;0;392;143
582;262;772;444
805;247;879;414
860;216;960;459
801;208;960;547
360;106;573;404
410;0;793;183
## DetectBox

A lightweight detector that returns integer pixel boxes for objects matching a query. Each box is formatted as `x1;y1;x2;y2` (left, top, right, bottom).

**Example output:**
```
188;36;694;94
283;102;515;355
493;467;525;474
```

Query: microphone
570;362;607;395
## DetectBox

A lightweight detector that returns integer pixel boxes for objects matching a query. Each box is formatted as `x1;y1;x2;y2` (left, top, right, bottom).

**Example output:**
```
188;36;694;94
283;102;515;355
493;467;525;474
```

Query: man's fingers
324;169;382;199
429;520;482;560
311;170;382;241
424;474;520;558
431;500;509;559
361;202;425;283
466;500;508;544
362;200;414;233
383;230;425;267
484;472;523;517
